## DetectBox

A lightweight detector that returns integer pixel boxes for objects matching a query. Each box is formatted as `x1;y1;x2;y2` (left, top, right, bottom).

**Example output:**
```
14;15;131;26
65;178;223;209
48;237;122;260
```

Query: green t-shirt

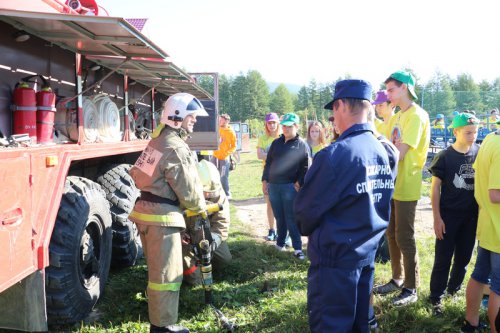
473;132;500;253
257;134;277;166
390;105;430;201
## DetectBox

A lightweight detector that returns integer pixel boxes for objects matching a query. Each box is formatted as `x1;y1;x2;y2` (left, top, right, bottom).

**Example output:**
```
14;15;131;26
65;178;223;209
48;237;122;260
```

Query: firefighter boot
150;324;190;333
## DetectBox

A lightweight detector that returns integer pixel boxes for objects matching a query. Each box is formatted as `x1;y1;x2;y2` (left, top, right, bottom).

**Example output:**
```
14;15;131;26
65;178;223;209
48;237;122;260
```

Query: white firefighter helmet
197;159;222;198
160;92;208;128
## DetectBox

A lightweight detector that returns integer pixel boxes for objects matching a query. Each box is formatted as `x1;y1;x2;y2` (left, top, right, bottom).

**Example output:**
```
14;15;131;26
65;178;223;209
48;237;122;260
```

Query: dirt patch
232;197;269;243
232;197;309;247
232;196;434;244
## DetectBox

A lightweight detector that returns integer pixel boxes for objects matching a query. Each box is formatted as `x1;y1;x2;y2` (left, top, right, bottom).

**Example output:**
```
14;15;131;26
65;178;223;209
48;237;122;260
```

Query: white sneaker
275;244;286;252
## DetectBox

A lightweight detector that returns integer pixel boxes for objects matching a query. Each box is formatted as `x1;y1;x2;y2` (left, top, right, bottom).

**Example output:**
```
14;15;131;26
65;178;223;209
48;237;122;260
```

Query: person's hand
181;231;191;245
294;182;300;192
433;216;446;240
262;181;268;195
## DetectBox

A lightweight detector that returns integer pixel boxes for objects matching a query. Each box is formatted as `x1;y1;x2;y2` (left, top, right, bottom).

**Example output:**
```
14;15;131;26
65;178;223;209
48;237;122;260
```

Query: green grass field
58;139;486;333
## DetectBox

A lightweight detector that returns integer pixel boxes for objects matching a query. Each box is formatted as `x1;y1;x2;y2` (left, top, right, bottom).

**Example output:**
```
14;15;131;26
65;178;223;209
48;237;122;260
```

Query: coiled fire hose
184;203;236;332
92;94;122;142
81;96;99;142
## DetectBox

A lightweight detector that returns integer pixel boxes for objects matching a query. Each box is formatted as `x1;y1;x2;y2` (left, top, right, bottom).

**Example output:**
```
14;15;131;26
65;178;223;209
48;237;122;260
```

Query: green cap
452;113;479;128
280;112;300;126
388;70;418;100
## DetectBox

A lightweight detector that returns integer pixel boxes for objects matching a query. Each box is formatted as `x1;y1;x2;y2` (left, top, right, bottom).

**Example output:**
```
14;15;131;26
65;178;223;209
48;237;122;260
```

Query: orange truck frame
0;2;219;331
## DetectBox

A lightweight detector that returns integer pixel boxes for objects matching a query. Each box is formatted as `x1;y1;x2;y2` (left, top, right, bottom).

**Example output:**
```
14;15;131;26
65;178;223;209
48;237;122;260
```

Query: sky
99;0;500;90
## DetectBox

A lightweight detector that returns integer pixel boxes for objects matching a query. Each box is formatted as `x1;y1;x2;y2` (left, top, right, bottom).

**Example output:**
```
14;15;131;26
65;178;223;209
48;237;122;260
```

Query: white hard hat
160;93;208;128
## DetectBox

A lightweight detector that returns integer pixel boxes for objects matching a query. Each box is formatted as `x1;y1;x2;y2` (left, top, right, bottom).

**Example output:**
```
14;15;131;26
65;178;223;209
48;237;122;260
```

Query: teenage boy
374;70;430;306
428;113;480;314
212;114;236;198
461;120;500;333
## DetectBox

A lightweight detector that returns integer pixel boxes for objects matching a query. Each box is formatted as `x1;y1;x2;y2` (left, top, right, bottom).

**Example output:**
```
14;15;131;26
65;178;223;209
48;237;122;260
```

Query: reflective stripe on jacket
129;126;206;228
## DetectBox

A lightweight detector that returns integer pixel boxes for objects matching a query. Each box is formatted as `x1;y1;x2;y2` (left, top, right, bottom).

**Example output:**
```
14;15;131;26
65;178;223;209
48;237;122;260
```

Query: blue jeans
211;157;230;197
268;183;301;251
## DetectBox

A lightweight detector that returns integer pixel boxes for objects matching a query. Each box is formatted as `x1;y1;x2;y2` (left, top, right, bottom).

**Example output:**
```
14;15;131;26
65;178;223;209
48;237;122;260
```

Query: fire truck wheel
45;176;112;325
97;164;142;268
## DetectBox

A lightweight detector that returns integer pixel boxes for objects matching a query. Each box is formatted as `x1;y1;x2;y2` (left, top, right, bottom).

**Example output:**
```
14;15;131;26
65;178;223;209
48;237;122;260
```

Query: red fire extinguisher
36;78;56;144
12;81;37;142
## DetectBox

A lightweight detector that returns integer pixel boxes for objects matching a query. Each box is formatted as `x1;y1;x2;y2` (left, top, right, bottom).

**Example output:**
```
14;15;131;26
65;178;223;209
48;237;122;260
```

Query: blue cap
452;111;459;116
324;79;373;110
436;113;444;119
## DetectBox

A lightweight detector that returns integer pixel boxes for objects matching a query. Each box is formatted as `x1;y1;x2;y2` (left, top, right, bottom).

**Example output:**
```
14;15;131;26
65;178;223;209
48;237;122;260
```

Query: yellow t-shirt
432;120;445;129
473;132;500;253
311;143;326;156
376;115;394;139
390;105;430;201
257;134;277;166
488;116;498;130
374;118;385;135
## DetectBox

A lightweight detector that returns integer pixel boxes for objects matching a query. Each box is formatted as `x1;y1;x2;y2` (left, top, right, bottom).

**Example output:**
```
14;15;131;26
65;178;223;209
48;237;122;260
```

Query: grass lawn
57;139;487;333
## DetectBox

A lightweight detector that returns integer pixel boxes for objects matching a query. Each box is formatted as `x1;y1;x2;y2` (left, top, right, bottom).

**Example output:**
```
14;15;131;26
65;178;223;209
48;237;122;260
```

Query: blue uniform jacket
294;123;395;268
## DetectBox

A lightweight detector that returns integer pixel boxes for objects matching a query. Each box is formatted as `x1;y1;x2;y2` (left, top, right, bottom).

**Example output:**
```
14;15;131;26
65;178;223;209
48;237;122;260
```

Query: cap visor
408;85;418;100
324;100;334;110
280;121;295;126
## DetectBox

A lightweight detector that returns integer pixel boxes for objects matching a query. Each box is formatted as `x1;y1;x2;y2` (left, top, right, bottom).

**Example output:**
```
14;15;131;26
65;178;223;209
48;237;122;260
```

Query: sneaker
275;244;286;252
392;288;418;306
284;236;292;248
432;302;444;316
373;279;403;295
459;319;488;332
294;250;305;260
266;229;276;241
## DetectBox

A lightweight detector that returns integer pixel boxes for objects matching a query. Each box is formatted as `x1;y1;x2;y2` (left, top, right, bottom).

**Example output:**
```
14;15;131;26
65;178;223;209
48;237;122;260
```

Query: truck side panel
0;155;34;290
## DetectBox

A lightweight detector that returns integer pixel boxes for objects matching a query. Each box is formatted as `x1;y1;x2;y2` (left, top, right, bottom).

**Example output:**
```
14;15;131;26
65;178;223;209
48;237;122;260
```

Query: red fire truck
0;1;219;331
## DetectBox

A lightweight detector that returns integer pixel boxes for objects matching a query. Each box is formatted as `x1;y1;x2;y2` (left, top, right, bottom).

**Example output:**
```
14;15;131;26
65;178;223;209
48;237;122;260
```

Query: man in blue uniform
295;79;396;332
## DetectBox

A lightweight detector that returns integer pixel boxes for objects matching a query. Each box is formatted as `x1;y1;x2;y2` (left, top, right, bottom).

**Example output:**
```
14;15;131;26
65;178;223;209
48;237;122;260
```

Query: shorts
471;245;500;295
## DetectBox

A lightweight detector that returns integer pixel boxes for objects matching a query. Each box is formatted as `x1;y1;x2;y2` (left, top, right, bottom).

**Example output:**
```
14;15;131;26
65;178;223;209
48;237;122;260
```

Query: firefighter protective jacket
129;126;206;228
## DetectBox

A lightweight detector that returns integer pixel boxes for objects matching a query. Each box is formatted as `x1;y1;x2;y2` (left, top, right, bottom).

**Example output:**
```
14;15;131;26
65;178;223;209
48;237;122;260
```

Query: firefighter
129;92;209;333
182;159;232;285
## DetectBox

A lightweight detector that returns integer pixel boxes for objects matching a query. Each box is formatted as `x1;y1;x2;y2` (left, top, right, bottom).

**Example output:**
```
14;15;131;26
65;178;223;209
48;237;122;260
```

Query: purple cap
265;112;279;122
372;90;389;105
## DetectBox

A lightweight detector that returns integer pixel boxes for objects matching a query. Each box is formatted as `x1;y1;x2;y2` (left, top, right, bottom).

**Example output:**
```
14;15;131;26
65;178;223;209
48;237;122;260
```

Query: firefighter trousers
137;224;183;327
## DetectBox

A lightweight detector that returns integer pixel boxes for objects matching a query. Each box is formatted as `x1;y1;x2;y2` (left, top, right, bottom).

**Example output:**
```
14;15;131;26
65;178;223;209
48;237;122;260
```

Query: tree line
197;70;500;137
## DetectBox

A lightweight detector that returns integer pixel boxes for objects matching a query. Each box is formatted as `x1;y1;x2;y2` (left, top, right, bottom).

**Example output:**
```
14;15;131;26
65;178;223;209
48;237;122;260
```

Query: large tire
97;164;141;268
46;176;112;325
